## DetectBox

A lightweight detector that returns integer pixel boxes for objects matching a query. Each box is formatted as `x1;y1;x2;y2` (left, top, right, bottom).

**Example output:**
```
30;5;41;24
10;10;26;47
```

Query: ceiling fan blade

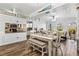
4;8;10;12
2;8;16;14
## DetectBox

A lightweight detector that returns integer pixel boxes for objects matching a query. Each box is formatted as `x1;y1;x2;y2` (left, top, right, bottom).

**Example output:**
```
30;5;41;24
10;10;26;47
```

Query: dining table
30;33;58;56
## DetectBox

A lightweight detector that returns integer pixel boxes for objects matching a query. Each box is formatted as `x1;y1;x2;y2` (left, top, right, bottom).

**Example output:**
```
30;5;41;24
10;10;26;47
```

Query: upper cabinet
0;14;27;46
3;15;27;33
0;14;27;24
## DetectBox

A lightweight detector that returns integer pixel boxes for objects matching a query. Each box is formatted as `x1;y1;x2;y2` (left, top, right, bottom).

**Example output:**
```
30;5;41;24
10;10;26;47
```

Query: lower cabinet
16;33;26;41
0;35;4;46
2;33;27;46
4;33;17;45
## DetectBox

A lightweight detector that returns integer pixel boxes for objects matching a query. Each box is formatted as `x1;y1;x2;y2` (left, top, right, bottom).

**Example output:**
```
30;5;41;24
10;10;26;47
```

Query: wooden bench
28;39;47;56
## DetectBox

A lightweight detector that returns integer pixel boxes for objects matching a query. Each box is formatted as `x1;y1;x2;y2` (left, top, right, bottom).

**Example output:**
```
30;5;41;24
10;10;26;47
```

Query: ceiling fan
0;8;28;18
2;8;17;15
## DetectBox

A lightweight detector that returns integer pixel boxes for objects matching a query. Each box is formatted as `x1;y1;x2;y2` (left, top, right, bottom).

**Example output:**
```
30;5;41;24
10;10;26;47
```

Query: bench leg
33;45;35;51
42;48;44;56
33;48;35;51
42;53;44;56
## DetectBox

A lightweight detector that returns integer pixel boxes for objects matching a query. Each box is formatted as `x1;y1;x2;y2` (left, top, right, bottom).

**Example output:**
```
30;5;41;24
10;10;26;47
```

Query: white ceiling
30;3;67;17
0;3;68;18
0;3;49;16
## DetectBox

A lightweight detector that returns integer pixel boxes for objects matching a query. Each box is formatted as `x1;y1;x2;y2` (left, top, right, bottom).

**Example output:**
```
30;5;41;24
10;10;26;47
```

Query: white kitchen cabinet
3;33;27;45
0;36;4;46
4;33;17;44
4;33;27;45
17;18;26;24
16;33;26;41
0;18;5;46
0;14;27;46
2;15;17;23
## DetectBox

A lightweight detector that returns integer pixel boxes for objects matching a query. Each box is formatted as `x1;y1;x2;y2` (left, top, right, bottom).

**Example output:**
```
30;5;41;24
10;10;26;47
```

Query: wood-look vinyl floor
0;40;41;56
0;40;78;56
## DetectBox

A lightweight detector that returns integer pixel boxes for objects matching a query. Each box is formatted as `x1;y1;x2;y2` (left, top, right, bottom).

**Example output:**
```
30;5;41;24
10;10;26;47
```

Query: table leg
48;41;52;56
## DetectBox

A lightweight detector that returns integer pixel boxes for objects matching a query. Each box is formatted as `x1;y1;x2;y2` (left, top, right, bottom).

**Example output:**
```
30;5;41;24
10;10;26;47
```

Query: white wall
52;4;77;31
32;15;48;30
52;3;79;39
56;17;76;31
32;4;78;36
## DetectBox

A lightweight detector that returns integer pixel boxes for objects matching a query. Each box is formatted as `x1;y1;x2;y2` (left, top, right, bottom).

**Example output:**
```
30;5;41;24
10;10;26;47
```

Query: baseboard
0;40;27;47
